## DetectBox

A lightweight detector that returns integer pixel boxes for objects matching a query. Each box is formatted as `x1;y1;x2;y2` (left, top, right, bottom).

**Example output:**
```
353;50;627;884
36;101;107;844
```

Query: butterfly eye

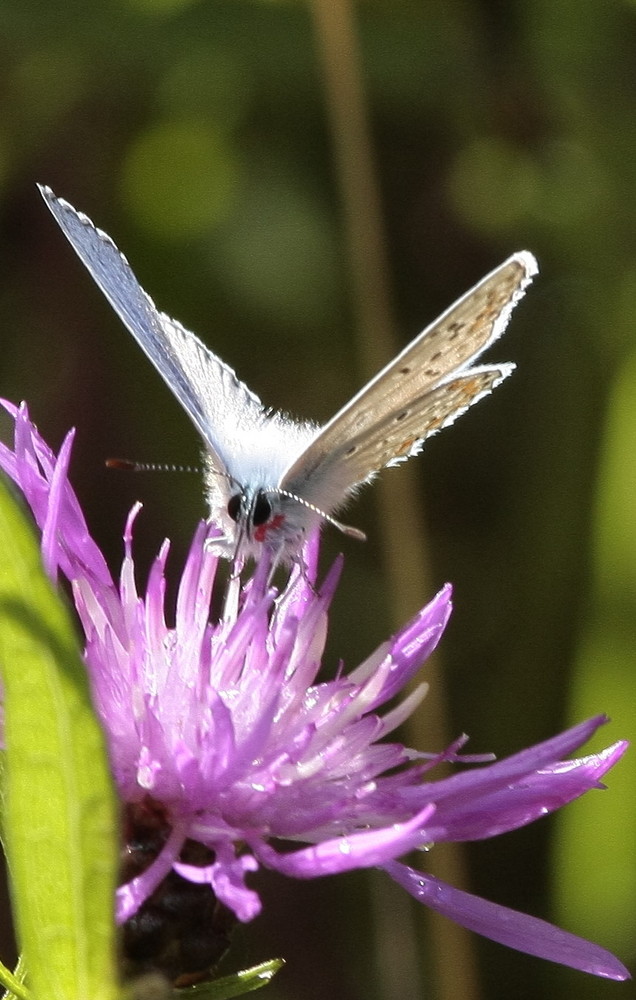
252;493;272;527
227;494;244;522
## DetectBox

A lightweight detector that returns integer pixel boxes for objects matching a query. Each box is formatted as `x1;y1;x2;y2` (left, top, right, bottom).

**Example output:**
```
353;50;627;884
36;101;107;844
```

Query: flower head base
0;399;630;982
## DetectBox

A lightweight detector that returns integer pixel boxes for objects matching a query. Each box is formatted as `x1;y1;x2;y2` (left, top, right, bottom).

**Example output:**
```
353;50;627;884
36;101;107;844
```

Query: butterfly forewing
39;185;265;479
281;252;536;508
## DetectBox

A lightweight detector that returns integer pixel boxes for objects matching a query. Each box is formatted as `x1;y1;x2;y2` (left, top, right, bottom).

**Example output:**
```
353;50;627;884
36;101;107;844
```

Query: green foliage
0;954;28;1000
0;480;118;1000
554;351;636;950
121;119;239;237
174;960;284;999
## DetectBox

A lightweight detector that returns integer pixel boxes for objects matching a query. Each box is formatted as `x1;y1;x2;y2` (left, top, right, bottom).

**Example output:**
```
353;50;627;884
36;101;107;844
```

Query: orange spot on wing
396;437;417;455
424;416;444;432
460;377;484;400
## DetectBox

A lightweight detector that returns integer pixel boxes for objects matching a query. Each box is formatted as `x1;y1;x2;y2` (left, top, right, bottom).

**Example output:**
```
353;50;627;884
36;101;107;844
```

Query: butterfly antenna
268;489;367;542
203;467;239;486
106;458;201;474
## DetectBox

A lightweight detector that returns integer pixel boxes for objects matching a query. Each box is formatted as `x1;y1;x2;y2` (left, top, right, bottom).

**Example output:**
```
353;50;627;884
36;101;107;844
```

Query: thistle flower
0;399;629;982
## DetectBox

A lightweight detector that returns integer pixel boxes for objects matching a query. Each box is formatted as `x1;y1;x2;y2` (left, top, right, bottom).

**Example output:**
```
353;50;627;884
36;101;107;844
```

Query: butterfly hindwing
282;253;536;511
283;366;511;512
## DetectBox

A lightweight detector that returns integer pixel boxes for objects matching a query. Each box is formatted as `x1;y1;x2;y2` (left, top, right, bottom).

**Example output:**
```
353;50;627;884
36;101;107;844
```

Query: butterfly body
39;185;537;561
201;412;319;558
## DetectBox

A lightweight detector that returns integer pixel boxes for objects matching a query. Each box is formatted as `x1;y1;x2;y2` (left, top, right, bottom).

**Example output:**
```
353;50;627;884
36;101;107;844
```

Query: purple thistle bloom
0;399;629;982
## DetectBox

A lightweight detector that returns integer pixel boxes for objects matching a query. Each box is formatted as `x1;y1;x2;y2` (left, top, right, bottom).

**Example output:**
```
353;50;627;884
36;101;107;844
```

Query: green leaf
555;351;636;952
0;478;119;1000
174;960;285;999
0;954;29;1000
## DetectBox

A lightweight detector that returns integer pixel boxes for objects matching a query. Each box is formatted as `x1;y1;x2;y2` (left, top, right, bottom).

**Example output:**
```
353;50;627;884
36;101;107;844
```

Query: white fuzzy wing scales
39;185;266;479
283;252;537;513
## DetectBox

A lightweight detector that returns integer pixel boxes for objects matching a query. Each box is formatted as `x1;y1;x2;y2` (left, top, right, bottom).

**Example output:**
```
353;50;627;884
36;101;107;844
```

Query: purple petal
383;862;630;980
0;400;113;589
396;716;617;814
116;821;188;923
209;851;261;922
423;739;629;841
254;804;436;877
348;584;452;709
40;427;74;580
176;844;261;922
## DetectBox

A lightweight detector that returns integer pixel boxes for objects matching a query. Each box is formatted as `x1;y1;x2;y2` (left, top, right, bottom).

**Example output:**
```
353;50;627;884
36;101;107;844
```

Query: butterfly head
203;462;305;562
226;488;288;546
204;458;366;564
227;491;272;531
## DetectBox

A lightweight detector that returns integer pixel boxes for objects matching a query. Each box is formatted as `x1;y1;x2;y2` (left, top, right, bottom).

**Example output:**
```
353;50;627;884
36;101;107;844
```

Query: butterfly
39;184;537;562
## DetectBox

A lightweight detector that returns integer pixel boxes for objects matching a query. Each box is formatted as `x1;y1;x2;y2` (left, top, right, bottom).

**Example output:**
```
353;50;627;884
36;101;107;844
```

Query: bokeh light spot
121;118;238;237
448;136;539;233
210;168;341;328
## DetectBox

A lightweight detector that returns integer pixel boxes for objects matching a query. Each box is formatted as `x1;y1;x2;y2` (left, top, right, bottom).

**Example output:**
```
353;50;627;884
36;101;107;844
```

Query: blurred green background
0;1;634;998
